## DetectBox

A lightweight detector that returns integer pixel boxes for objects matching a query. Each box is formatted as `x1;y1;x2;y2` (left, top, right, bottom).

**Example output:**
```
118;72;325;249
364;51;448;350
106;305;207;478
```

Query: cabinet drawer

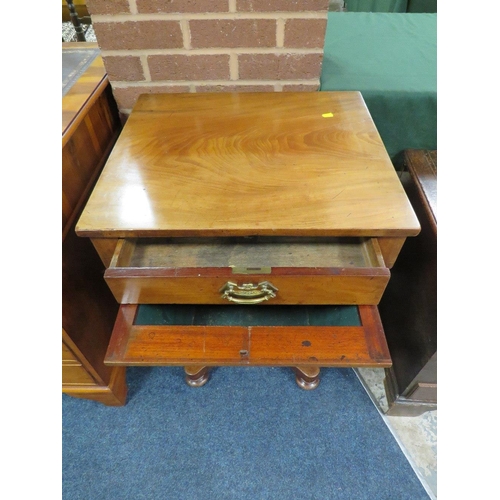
104;237;390;305
62;341;79;364
62;365;96;385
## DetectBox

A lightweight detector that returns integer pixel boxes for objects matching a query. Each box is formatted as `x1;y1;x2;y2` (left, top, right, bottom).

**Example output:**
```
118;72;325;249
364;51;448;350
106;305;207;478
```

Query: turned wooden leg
293;366;320;390
184;366;211;387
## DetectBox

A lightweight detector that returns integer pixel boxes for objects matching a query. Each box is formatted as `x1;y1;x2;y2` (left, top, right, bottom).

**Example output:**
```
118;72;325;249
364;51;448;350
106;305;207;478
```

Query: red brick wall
86;0;329;114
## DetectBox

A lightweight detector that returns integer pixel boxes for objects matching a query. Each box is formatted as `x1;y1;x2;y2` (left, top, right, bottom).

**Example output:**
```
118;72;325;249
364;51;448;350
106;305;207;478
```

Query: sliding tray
105;304;391;389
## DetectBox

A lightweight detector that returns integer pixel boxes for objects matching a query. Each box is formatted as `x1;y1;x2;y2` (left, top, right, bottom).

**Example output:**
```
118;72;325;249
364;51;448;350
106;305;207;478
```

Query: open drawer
105;304;391;368
104;237;390;305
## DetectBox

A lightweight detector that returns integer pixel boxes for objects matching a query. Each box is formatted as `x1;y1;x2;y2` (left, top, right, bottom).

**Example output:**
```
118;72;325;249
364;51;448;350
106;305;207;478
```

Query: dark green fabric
135;304;361;327
344;0;436;13
344;0;408;12
320;13;437;163
407;0;437;13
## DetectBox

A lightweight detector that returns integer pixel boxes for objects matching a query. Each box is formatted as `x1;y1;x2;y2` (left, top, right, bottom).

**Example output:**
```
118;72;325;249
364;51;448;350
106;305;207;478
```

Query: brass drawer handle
220;281;278;305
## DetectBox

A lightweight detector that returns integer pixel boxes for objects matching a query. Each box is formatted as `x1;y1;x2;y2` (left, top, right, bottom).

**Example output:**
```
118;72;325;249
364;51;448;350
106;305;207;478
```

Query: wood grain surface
76;92;420;238
62;83;121;235
405;149;437;234
103;236;389;304
104;271;390;305
104;304;391;367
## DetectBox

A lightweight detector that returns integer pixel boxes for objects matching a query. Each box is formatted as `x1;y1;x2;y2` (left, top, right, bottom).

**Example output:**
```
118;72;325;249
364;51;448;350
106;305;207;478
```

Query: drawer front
105;270;389;305
62;365;96;385
104;237;390;305
62;341;79;364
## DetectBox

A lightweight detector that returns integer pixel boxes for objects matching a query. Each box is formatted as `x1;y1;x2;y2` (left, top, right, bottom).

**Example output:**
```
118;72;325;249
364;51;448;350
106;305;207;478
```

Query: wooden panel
63;222;119;386
62;340;79;364
249;326;388;366
377;237;405;268
62;143;90;230
62;367;127;406
104;304;391;367
62;365;96;385
62;86;120;234
92;238;120;267
358;305;391;363
104;271;389;305
405;382;437;401
405;149;437;233
76;92;420;239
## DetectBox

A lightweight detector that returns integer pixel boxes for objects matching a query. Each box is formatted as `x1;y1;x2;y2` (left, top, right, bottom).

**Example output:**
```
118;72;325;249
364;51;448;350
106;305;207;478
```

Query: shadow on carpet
63;367;429;499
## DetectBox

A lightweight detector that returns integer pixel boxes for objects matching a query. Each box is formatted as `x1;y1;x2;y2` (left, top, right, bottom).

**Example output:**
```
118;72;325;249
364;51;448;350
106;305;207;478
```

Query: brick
92;21;183;50
237;0;329;12
137;0;229;13
148;54;230;81
86;0;131;15
282;84;320;91
113;85;190;110
195;84;275;92
238;53;323;80
284;19;327;48
103;56;144;82
190;19;276;48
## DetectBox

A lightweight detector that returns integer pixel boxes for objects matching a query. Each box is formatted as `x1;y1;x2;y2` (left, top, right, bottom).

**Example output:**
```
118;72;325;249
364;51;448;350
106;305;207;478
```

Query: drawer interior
135;304;361;326
110;237;385;269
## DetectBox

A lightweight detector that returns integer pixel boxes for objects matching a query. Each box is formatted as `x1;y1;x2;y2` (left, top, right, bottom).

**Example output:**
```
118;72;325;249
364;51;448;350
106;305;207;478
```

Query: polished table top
76;92;419;238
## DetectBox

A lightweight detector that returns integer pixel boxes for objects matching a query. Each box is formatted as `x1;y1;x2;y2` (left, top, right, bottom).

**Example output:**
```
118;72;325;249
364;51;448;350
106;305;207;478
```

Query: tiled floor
356;368;437;499
62;20;437;498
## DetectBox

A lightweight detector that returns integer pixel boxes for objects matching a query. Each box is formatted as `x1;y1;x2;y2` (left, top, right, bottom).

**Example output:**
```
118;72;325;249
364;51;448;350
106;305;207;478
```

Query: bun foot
293;366;320;390
184;366;210;387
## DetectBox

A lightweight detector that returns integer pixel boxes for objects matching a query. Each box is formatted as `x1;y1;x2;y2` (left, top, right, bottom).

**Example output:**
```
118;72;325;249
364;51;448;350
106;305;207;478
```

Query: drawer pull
220;281;278;304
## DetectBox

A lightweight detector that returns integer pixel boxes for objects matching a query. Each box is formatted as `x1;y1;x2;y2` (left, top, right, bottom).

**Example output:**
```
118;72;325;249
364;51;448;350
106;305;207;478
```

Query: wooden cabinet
62;43;126;405
379;149;437;416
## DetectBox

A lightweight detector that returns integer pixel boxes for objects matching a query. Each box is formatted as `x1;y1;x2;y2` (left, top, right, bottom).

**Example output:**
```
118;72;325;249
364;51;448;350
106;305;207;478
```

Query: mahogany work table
76;92;420;395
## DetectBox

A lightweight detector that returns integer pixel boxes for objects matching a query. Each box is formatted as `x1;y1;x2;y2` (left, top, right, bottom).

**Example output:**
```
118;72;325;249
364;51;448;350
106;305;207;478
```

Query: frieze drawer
104;237;390;305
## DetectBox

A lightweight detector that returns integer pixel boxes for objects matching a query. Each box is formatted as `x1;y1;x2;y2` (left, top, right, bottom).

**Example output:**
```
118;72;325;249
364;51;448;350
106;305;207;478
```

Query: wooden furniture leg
184;366;211;387
293;366;320;390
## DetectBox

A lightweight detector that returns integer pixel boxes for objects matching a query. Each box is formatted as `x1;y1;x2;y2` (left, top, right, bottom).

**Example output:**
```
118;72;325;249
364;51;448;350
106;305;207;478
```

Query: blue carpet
63;367;429;499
